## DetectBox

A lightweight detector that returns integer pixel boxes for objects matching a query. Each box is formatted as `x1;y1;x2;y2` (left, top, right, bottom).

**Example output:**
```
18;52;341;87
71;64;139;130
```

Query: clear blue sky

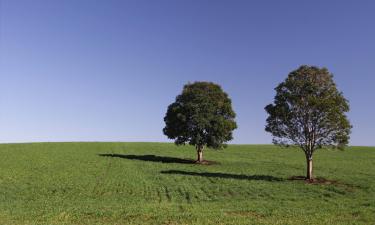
1;0;374;146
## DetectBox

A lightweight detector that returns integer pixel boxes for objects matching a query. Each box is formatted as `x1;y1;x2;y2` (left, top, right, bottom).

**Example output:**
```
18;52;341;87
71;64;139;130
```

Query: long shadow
161;170;284;182
98;153;195;164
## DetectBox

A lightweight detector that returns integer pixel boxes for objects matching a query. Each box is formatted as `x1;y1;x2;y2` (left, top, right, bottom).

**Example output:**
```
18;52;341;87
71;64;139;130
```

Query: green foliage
265;65;352;158
0;143;374;225
163;82;237;149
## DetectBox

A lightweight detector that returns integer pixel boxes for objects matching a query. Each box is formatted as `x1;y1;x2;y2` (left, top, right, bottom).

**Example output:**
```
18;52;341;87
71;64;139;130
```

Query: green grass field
0;142;374;224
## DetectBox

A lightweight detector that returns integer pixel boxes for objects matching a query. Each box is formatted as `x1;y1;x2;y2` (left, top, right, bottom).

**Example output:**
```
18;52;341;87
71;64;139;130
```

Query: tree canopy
163;82;237;161
265;65;351;179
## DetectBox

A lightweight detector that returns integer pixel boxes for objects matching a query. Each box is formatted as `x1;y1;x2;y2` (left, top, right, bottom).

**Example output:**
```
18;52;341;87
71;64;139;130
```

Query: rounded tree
265;65;351;180
163;81;237;163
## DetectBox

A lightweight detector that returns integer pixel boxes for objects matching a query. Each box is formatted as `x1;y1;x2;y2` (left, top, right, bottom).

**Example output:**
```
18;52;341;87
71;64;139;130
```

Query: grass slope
0;142;374;224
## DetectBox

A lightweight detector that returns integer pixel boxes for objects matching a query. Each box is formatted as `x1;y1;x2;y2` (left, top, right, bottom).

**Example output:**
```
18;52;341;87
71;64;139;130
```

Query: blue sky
0;0;374;145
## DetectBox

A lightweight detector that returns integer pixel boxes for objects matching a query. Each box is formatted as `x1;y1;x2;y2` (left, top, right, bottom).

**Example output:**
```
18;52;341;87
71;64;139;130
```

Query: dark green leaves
163;82;237;149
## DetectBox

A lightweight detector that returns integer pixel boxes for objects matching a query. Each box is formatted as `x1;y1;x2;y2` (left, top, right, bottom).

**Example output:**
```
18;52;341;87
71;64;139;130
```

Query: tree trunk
306;157;313;180
196;145;203;163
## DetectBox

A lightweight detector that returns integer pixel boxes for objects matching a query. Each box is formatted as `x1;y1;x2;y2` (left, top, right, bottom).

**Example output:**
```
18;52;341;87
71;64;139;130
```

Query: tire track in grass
142;184;149;201
116;182;125;194
178;186;192;204
191;182;203;201
92;150;115;196
156;187;162;203
227;189;235;197
146;185;153;201
164;186;172;202
177;187;184;202
185;190;192;204
200;187;213;201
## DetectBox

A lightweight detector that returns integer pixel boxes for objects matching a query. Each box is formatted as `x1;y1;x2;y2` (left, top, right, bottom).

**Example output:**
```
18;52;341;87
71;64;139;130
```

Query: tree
265;65;351;180
163;81;237;163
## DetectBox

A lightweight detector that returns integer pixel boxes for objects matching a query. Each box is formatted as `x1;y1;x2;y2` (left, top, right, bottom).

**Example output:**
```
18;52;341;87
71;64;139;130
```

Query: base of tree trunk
288;176;342;185
196;146;204;162
194;160;219;165
194;160;209;164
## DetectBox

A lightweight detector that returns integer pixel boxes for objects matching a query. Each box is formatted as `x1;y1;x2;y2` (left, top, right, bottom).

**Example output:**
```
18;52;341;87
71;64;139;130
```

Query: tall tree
265;65;351;180
163;82;237;163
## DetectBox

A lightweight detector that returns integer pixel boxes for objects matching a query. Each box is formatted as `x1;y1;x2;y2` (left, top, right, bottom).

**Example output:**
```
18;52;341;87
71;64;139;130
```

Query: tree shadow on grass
161;170;284;182
98;153;196;164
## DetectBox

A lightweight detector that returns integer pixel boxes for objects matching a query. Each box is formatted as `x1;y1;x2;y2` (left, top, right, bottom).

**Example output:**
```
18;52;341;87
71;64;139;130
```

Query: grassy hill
0;142;374;224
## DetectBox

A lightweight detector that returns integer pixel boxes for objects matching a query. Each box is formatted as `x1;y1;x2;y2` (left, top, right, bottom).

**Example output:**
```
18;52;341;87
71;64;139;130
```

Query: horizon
0;141;373;148
1;0;375;145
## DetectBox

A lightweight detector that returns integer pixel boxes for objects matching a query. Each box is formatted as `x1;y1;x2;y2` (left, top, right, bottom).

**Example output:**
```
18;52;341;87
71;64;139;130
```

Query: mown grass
0;142;374;224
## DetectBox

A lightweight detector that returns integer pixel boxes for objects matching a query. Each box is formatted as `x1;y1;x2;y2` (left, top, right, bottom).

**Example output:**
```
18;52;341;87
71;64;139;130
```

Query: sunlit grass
0;142;374;224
